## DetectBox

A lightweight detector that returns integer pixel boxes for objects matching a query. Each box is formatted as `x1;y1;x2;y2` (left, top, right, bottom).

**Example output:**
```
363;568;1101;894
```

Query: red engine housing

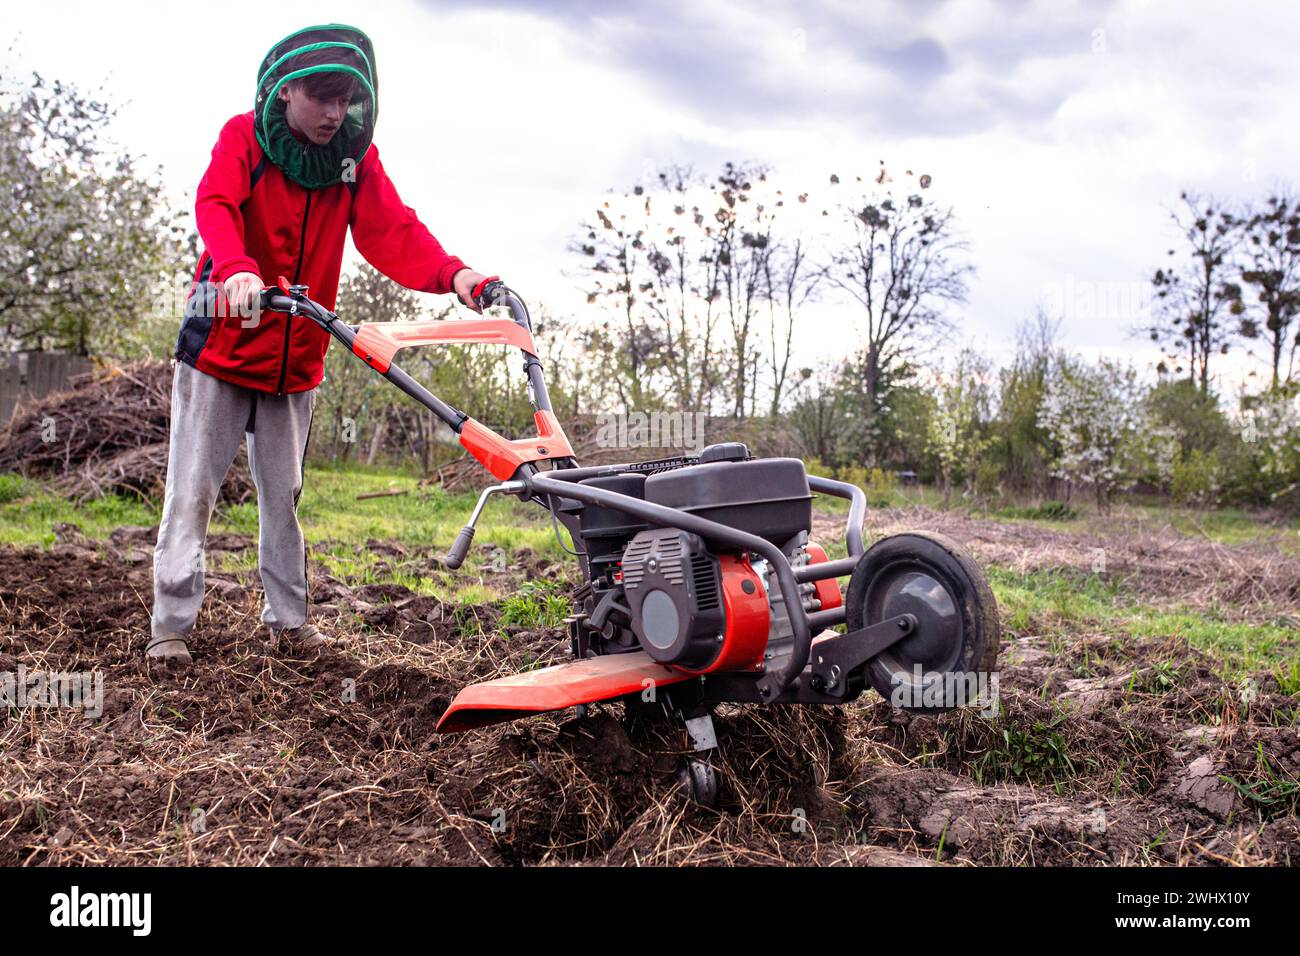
674;543;841;676
673;554;769;676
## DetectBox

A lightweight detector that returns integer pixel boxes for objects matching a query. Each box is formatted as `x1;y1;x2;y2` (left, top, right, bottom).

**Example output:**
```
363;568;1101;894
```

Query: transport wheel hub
867;567;963;676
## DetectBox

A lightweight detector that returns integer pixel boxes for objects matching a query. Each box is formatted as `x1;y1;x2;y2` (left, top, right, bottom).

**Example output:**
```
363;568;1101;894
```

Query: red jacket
177;111;468;394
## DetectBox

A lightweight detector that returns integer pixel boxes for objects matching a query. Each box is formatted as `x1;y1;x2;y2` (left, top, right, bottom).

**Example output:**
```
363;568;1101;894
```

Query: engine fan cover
621;529;770;672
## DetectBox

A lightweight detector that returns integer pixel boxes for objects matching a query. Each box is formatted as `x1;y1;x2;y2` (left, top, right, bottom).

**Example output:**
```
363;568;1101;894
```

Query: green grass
811;481;946;516
0;487;157;548
0;473;31;505
282;464;568;572
0;463;572;606
990;567;1122;634
1276;659;1300;696
1222;742;1300;820
1131;503;1300;548
992;501;1080;522
975;711;1080;785
990;567;1299;684
499;579;571;629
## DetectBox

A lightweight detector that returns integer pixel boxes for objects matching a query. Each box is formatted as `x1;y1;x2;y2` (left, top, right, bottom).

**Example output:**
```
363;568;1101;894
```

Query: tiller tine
435;650;694;733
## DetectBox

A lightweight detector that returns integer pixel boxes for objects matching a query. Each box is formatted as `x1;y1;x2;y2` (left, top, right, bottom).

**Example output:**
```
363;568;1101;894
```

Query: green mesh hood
253;24;378;190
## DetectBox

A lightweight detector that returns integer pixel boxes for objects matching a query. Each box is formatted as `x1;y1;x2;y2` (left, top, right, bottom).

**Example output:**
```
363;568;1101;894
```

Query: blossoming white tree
1037;357;1143;512
925;349;993;507
1240;388;1300;499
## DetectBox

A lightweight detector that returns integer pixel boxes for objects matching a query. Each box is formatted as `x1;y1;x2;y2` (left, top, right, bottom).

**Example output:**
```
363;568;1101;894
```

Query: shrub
996;500;1080;521
1171;448;1221;507
0;473;29;504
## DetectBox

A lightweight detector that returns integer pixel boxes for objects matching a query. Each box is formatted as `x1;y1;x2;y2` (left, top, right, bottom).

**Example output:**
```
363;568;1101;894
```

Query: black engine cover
621;529;724;668
643;457;812;547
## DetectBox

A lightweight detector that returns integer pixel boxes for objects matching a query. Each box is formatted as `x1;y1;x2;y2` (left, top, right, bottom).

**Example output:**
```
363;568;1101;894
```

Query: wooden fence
0;352;95;426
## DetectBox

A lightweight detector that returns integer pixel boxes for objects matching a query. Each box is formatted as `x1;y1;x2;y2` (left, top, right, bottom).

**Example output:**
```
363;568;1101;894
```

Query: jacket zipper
276;189;313;395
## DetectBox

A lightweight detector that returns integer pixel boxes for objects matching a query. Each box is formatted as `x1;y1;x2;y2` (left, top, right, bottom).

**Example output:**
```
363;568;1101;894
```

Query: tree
925;349;993;507
712;162;774;417
571;162;818;417
1239;191;1300;389
1239;386;1300;506
0;74;183;354
1146;192;1244;395
1038;357;1143;512
762;233;819;416
573;165;717;412
787;359;848;465
992;310;1064;495
1143;377;1235;459
873;382;935;476
1138;378;1237;506
820;165;972;437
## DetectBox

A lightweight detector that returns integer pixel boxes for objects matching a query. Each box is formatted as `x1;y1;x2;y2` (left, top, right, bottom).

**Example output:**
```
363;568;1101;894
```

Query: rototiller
262;278;1000;801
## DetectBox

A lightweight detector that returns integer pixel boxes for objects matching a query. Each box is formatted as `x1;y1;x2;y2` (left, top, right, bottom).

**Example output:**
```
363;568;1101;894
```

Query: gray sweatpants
151;360;316;640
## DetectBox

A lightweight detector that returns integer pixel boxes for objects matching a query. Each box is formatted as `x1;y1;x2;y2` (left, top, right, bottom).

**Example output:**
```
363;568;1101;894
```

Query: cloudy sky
6;0;1298;390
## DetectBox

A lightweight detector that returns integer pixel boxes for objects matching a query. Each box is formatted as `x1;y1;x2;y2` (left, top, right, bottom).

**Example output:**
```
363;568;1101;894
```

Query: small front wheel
676;758;719;807
845;532;1000;712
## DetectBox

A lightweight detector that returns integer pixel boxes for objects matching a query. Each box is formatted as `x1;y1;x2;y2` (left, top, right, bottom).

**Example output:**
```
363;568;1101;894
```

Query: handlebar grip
443;525;476;570
260;279;310;314
473;277;506;311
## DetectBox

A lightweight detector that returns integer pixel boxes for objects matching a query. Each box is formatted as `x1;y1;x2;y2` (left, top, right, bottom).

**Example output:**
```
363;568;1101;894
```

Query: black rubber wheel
845;532;1000;712
676;758;719;807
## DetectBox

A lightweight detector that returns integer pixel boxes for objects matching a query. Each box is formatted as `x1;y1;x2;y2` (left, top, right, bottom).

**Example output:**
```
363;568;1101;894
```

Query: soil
0;511;1296;866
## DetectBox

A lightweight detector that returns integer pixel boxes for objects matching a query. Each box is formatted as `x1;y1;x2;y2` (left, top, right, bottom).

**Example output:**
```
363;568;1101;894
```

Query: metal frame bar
266;289;563;439
269;285;879;703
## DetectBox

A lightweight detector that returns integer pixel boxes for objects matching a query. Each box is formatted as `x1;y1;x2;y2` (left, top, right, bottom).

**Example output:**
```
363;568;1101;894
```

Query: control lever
443;480;527;570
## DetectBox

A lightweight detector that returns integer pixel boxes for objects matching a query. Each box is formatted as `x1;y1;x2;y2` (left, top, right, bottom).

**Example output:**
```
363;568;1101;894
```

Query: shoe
269;622;334;650
145;634;192;670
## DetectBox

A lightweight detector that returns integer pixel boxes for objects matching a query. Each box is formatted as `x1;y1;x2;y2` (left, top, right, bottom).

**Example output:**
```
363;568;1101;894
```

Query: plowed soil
1;513;1297;866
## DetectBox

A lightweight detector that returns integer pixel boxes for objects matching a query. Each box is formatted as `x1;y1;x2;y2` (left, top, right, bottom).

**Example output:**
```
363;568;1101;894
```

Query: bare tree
711;162;775;418
1146;191;1244;395
820;165;972;421
325;264;430;463
763;233;819;416
571;193;661;410
638;166;724;411
1239;190;1300;389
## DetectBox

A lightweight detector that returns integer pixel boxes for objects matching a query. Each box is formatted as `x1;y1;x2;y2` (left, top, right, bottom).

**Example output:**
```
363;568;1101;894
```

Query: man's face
278;84;350;145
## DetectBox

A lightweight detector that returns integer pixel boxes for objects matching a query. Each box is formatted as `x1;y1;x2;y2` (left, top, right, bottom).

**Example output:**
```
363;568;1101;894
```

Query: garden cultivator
262;278;1001;801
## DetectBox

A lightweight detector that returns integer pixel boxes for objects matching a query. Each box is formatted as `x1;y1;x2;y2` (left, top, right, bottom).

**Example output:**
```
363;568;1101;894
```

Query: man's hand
452;268;490;314
222;271;264;316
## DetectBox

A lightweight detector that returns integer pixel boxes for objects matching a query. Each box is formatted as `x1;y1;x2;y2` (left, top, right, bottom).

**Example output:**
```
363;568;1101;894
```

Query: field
1;465;1297;866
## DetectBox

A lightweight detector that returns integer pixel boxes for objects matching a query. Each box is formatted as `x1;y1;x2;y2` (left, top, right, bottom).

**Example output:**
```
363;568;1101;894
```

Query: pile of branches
0;360;253;504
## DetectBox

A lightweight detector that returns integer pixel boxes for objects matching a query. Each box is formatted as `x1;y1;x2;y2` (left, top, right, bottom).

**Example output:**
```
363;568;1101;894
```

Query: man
148;24;488;668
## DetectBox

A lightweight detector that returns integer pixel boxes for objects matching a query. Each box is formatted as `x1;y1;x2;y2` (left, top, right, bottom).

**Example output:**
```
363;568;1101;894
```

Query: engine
569;443;841;672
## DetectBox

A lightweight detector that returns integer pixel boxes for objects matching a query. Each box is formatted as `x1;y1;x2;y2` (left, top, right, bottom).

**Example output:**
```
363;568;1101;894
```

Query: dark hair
286;47;366;101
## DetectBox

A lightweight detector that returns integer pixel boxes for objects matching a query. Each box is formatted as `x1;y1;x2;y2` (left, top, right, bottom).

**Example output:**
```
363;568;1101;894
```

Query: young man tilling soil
149;24;489;668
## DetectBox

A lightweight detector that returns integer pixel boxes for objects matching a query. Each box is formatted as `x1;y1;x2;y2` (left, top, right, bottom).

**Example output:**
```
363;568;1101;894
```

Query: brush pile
0;361;253;504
